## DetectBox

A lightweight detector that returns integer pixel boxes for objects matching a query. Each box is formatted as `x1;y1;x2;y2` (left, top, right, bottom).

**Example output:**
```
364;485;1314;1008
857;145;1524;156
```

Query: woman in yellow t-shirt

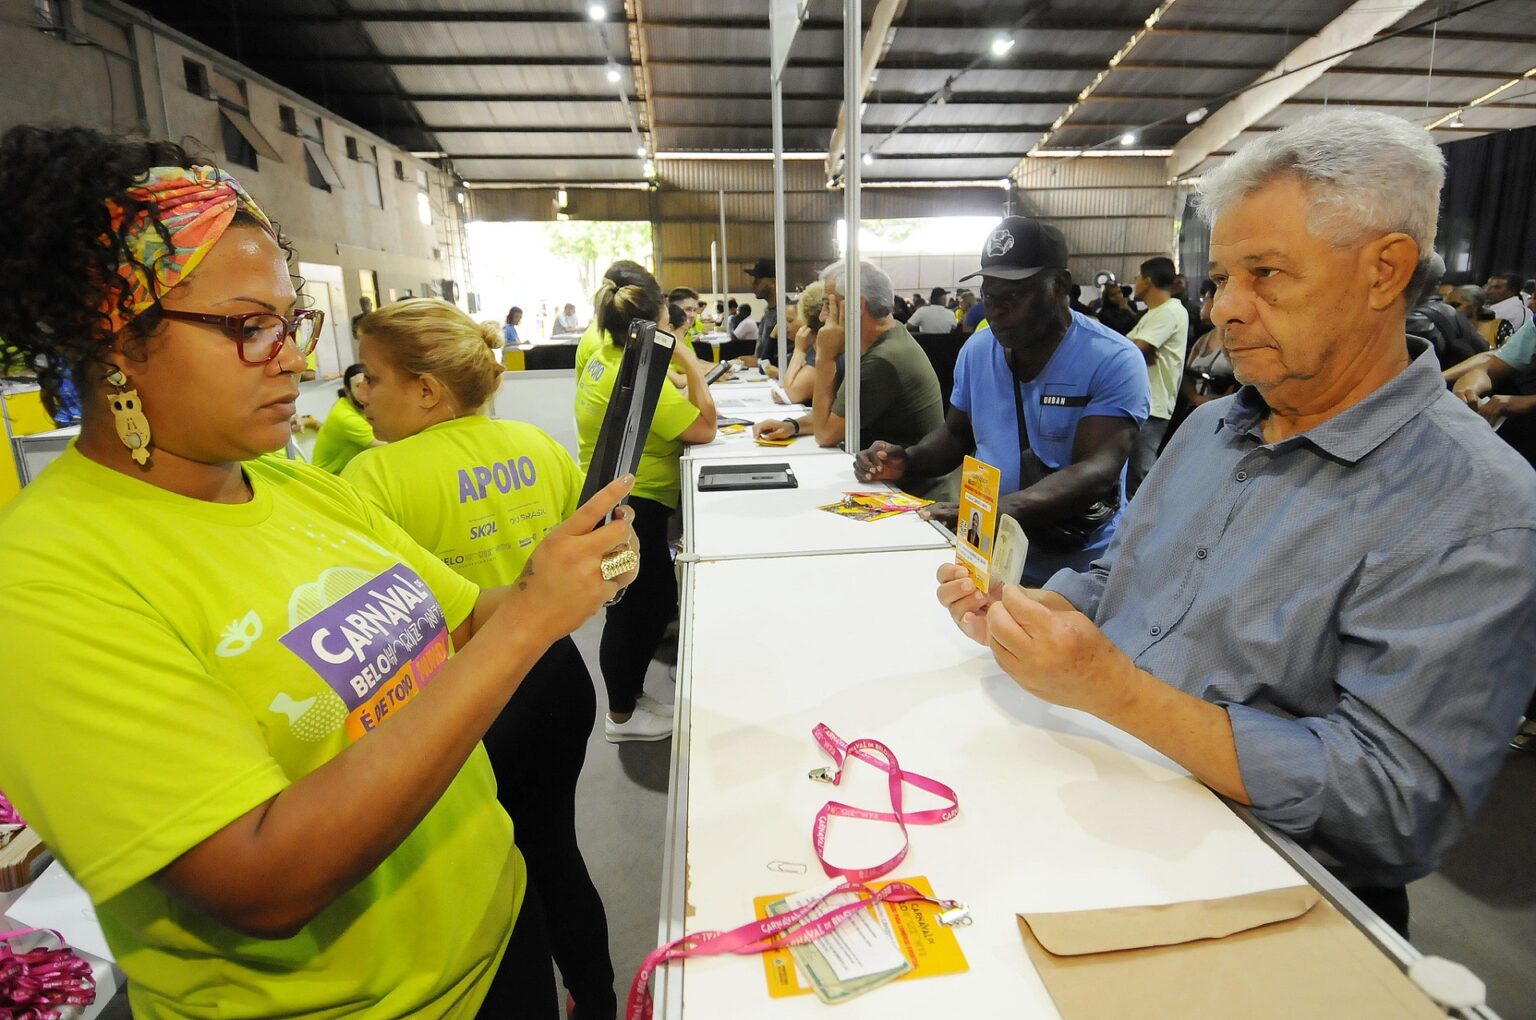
310;362;380;473
0;126;636;1020
344;298;615;1018
575;261;718;741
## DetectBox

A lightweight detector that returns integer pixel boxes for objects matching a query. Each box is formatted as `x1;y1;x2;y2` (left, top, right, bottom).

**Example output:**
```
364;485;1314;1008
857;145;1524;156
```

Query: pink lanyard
0;928;97;1019
625;879;970;1020
808;723;960;883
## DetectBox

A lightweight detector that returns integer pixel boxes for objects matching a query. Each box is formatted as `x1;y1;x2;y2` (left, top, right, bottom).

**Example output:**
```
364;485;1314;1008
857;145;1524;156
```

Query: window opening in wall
361;144;383;209
394;159;406;181
33;0;70;35
417;191;432;226
183;59;211;97
345;137;361;161
303;139;345;192
279;105;298;135
219;107;279;172
416;168;429;190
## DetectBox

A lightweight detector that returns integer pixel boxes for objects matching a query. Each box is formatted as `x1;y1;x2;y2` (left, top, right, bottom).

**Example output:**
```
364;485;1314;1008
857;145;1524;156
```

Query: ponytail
592;260;663;346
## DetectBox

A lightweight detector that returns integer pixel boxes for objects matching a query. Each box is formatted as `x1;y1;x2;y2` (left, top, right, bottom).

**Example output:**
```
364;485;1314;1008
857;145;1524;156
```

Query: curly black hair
0;125;297;418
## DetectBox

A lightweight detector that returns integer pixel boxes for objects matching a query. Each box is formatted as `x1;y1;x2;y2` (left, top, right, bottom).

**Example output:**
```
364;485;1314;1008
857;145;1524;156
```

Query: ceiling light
643;159;656;177
588;3;606;21
606;63;622;83
1450;109;1465;127
862;152;874;165
1120;132;1137;146
1185;107;1208;125
990;35;1015;58
557;188;568;209
636;144;647;158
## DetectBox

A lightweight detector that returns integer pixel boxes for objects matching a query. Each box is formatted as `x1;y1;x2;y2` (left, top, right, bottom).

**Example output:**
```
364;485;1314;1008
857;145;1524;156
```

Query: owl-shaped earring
105;368;152;465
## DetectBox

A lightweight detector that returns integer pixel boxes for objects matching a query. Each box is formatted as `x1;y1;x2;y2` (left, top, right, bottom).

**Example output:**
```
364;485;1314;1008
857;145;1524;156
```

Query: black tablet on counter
578;319;677;517
697;463;798;492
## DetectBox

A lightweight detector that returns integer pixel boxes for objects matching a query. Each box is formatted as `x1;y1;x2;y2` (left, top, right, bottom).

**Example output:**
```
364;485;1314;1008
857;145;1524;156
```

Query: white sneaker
605;706;673;743
637;693;673;717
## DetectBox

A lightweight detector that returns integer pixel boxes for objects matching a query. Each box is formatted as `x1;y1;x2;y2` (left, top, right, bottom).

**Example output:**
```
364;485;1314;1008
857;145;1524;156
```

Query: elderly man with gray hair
754;259;954;499
935;109;1536;935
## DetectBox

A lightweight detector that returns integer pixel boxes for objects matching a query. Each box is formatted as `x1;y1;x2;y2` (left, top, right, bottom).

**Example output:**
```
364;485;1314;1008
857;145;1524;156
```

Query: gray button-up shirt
1046;339;1536;886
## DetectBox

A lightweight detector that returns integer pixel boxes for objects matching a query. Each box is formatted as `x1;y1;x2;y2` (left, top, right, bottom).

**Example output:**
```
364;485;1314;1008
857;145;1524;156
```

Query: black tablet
697;463;798;491
579;319;677;516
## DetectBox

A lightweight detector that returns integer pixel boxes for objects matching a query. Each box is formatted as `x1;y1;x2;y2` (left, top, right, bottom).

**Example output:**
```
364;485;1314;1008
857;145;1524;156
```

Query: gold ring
601;548;639;581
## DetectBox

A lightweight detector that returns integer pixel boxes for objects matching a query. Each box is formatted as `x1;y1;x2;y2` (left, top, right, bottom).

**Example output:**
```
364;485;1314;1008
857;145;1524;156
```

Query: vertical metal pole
772;70;789;382
709;240;719;330
718;188;730;334
842;0;862;452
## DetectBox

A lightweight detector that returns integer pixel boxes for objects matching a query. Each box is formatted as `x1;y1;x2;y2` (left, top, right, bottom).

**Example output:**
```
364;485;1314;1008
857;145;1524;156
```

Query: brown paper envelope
1017;889;1444;1020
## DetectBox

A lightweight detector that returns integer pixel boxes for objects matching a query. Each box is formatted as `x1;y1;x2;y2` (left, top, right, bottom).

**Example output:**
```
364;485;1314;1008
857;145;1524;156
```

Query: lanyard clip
937;903;972;927
807;766;836;784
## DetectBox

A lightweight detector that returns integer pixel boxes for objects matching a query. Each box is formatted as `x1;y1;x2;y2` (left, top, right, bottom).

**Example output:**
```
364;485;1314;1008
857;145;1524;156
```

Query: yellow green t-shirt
573;320;603;378
0;447;520;1020
343;415;582;589
311;395;376;474
575;330;701;508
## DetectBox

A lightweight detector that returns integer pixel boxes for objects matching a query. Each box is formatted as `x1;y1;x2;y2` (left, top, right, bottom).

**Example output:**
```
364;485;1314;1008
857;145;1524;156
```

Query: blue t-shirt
502;323;519;346
950;311;1150;582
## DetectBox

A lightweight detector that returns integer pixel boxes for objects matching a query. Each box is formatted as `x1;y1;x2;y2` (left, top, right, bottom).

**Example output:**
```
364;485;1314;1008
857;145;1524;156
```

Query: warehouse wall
0;0;468;369
1012;157;1179;287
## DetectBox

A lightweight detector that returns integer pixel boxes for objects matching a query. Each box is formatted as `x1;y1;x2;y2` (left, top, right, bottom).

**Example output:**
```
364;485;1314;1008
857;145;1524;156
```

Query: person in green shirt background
0;125;637;1020
310;361;379;473
346;297;616;1019
575;261;718;742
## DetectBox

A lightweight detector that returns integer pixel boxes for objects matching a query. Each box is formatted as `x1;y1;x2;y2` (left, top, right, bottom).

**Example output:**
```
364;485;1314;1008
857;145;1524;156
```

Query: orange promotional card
955;456;1001;590
754;875;970;999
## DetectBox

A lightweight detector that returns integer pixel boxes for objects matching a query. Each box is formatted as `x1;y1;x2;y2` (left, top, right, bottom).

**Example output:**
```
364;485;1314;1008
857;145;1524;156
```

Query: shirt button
1150;625;1162;636
1235;470;1248;482
1196;547;1208;559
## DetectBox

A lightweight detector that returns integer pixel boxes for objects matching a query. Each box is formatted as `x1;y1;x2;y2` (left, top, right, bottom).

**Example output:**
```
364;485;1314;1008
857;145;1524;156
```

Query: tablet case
579;319;677;511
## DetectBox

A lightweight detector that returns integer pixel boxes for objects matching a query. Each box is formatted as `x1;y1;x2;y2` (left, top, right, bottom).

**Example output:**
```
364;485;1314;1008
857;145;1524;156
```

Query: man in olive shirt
754;260;954;500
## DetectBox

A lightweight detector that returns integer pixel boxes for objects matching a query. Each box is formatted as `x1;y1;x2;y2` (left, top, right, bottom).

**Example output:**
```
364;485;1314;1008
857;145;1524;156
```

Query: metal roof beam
826;0;909;179
1168;0;1421;179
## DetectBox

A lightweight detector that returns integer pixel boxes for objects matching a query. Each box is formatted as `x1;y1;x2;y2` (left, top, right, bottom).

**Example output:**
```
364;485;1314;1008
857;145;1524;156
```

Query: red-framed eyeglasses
157;308;325;365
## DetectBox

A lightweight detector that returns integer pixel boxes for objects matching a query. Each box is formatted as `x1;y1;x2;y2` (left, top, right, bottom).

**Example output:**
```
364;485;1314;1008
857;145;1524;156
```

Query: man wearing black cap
743;258;782;370
854;215;1150;584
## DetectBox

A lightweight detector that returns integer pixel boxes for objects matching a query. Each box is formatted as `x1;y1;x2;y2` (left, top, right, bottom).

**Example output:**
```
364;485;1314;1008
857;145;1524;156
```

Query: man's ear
1364;232;1420;312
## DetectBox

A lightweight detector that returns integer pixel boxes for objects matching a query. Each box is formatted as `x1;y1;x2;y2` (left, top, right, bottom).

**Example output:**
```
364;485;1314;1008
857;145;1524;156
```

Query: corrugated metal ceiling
129;0;1536;186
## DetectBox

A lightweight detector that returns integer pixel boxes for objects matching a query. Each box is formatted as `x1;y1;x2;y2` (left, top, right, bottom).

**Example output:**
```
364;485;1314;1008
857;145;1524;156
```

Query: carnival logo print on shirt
215;610;263;657
279;564;451;742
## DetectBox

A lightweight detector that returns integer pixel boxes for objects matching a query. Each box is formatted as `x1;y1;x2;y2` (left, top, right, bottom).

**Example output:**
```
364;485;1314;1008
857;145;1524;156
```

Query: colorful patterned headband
104;165;274;335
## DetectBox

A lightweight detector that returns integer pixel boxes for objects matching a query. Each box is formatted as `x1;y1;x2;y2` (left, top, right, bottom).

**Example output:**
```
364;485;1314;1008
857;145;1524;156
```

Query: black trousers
1346;883;1410;939
479;636;616;1020
598;496;678;716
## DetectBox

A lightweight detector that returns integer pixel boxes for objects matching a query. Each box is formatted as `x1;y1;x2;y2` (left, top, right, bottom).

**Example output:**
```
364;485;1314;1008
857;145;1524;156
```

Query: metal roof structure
132;0;1536;187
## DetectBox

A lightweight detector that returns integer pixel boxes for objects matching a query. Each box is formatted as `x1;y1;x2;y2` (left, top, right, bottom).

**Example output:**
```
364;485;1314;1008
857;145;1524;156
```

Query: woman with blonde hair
346;297;617;1019
576;260;718;742
778;280;827;405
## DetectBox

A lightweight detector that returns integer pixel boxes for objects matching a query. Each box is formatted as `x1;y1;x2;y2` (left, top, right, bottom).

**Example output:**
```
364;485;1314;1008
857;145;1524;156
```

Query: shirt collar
1219;337;1443;463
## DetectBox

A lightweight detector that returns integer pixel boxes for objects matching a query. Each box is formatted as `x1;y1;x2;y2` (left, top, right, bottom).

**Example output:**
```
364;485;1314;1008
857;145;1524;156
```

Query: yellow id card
754;875;970;998
955;456;1001;590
